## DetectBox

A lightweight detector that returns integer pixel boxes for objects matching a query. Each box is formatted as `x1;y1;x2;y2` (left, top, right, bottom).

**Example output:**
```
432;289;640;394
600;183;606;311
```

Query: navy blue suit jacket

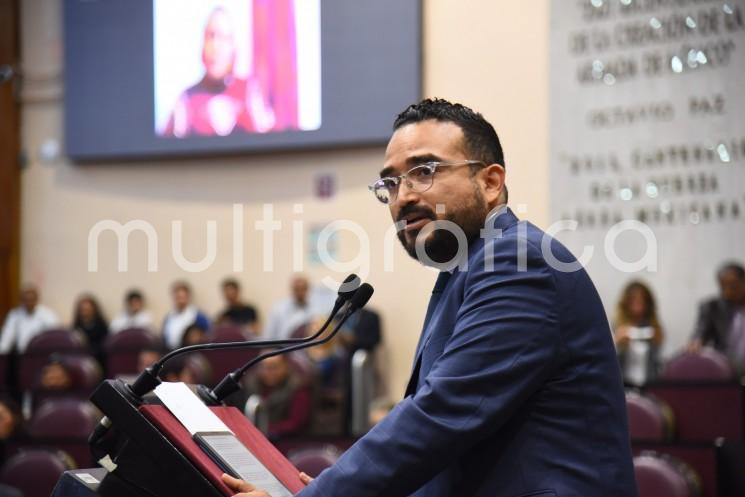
298;209;637;497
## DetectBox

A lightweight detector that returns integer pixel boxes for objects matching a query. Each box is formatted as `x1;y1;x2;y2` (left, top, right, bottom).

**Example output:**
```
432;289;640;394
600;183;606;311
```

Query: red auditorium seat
287;444;341;477
0;449;75;497
634;452;702;497
202;325;257;387
104;327;159;377
19;329;86;391
27;398;101;468
662;348;735;381
625;390;674;442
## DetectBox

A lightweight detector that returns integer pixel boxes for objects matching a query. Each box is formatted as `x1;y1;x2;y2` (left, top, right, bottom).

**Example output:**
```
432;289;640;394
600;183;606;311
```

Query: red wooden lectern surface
141;405;306;496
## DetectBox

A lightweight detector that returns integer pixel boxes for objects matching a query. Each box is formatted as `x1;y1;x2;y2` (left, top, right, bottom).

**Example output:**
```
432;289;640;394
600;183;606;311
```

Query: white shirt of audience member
0;304;59;353
110;310;154;334
264;287;336;341
162;305;199;349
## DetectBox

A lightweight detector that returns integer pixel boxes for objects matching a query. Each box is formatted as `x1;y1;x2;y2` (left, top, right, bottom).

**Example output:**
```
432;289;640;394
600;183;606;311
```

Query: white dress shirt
0;304;60;353
162;305;199;349
264;287;336;340
110;310;154;334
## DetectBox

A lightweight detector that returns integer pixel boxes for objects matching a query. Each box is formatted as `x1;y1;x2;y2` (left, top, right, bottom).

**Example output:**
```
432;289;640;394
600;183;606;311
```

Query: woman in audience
72;294;110;368
613;281;664;386
181;323;210;347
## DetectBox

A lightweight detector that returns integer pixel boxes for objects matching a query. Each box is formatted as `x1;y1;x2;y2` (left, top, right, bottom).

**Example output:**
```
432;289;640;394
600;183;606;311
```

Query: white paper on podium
154;382;232;435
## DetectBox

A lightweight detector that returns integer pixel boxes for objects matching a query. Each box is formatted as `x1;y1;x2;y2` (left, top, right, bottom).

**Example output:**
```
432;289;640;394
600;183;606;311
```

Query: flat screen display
64;0;421;160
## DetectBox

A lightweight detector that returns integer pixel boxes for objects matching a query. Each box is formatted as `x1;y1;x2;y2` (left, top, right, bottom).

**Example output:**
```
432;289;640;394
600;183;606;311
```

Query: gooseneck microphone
90;274;361;447
128;274;361;398
205;282;375;404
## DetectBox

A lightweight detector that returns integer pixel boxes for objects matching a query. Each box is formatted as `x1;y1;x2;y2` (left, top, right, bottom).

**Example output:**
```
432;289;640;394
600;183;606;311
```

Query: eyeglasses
368;160;484;204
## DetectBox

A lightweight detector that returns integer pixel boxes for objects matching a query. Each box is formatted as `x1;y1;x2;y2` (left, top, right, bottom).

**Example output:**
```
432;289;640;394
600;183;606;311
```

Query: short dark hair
125;289;143;303
222;278;240;290
718;262;745;281
393;98;505;169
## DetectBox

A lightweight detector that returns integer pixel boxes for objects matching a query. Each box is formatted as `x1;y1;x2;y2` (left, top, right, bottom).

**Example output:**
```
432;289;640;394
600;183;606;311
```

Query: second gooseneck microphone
205;282;375;404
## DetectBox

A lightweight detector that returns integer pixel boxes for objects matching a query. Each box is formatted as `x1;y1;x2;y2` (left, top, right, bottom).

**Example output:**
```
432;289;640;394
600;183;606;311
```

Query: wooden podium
54;379;306;497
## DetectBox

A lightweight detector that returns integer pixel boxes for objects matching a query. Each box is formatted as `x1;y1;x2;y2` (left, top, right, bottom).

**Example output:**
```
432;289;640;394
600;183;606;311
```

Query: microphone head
337;274;361;303
349;283;374;310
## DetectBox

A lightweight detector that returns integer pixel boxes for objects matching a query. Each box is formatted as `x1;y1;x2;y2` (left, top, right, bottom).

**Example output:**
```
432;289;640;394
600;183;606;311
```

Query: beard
397;185;488;266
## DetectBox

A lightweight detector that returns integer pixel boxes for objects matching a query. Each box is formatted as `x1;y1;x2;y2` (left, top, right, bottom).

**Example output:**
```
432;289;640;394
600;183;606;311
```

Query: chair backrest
0;449;73;497
287;444;341;478
29;398;101;439
350;349;375;436
19;329;86;391
27;398;100;468
202;326;256;387
634;452;701;497
662;348;735;381
104;327;159;377
625;390;673;441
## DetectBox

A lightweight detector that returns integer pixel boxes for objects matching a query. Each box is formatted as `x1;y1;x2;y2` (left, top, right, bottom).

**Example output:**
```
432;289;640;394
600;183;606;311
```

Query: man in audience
216;278;259;334
264;276;334;340
690;261;745;374
162;281;210;350
0;285;59;354
240;353;311;441
110;290;154;333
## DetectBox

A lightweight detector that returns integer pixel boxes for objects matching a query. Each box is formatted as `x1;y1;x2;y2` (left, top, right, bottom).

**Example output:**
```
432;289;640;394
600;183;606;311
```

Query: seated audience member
264;276;334;340
0;396;22;441
36;354;102;393
338;307;382;358
304;316;342;389
137;346;163;372
110;290;154;333
38;362;73;391
237;354;311;440
613;281;664;386
0;284;59;354
216;278;259;334
0;396;23;468
160;356;197;384
162;281;210;350
181;323;209;347
73;294;109;365
689;261;745;374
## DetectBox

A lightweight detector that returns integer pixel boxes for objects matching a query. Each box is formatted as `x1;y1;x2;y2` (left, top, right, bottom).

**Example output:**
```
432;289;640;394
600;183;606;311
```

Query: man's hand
221;474;270;497
221;471;314;496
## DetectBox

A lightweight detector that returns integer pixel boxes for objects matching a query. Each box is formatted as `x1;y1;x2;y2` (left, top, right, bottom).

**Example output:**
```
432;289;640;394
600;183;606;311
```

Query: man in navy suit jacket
224;99;638;497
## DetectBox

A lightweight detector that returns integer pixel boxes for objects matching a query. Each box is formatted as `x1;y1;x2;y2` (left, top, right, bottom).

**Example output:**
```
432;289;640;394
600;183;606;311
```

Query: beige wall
19;0;549;399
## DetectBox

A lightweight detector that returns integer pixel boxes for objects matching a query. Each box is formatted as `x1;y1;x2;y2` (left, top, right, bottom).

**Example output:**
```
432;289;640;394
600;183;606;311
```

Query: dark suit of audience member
690;262;745;373
341;308;381;357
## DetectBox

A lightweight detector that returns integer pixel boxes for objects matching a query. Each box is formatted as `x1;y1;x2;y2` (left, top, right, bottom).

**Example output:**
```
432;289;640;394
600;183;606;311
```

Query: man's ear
480;164;506;206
